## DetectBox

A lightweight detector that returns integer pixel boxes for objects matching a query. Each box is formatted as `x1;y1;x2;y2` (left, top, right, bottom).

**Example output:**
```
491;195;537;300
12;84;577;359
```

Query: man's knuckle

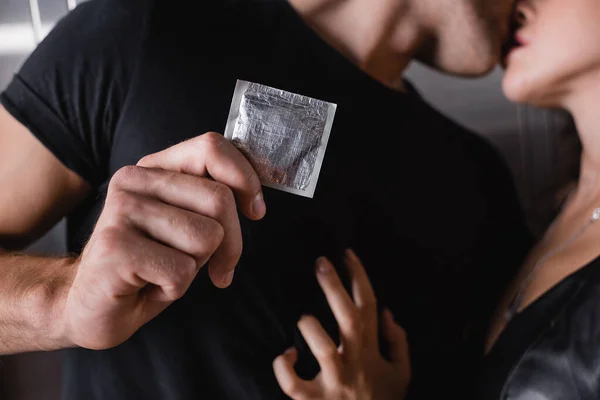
183;218;212;256
109;191;138;216
141;251;173;279
111;165;141;188
184;257;199;275
211;184;236;214
165;267;188;296
206;220;225;249
166;282;187;301
176;259;197;285
201;132;225;151
187;217;224;255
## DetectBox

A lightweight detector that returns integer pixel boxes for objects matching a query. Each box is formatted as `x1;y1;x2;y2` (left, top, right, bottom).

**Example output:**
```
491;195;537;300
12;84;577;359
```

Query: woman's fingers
382;309;411;378
344;249;379;348
273;348;319;400
297;315;343;383
315;257;363;361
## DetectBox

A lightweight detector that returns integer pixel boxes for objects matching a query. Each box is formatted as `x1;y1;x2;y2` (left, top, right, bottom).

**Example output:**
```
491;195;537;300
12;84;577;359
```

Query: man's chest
75;87;503;400
108;74;491;313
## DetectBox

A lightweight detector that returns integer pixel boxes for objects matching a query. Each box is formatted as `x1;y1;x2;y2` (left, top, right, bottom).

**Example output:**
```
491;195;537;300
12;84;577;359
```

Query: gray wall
0;1;578;399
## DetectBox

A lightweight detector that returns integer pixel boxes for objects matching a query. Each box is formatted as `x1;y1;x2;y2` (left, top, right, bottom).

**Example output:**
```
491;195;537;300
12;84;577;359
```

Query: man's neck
288;0;424;90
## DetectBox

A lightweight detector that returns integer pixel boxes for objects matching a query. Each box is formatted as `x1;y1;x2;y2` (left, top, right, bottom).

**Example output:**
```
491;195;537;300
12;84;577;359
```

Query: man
0;0;530;398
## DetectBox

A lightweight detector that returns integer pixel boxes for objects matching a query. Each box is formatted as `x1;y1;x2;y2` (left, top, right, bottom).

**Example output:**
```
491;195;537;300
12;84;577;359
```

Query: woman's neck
287;0;425;90
566;75;600;200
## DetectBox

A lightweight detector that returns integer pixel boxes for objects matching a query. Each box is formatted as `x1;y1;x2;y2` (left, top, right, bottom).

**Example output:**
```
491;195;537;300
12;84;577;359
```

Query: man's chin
418;59;498;78
415;48;500;78
458;62;499;78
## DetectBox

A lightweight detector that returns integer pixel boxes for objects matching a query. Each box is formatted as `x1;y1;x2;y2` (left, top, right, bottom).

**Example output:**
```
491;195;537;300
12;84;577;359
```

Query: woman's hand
273;250;411;400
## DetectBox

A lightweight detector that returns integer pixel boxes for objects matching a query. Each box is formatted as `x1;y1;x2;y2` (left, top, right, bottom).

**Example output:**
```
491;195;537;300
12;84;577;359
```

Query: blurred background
0;0;580;398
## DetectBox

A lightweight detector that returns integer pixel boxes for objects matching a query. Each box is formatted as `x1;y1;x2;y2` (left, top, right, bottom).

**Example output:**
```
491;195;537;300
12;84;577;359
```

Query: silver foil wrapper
224;80;337;198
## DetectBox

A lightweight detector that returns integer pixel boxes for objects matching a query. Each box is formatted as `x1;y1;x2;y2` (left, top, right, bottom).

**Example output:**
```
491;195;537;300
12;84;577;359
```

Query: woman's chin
502;75;532;104
502;76;562;108
502;68;565;107
502;70;549;105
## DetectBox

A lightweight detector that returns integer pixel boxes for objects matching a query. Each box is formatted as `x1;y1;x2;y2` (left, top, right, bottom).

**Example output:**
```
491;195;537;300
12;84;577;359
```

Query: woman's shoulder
501;257;600;399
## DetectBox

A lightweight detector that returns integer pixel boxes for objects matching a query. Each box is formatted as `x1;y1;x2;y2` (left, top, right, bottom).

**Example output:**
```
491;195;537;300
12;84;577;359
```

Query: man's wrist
38;257;78;351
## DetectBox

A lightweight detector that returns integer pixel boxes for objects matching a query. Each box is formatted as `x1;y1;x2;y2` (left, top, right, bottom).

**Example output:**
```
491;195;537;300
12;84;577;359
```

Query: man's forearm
0;253;76;355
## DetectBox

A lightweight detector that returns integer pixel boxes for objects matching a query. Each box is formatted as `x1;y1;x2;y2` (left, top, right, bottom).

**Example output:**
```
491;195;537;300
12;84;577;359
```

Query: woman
273;0;600;398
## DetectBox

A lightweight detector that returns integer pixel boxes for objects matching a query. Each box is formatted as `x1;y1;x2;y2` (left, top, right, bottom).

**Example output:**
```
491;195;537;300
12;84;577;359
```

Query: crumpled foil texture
225;80;337;198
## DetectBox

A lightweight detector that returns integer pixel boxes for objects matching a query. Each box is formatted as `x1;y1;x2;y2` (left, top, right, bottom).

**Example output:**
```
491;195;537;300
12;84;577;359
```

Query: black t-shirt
1;0;532;398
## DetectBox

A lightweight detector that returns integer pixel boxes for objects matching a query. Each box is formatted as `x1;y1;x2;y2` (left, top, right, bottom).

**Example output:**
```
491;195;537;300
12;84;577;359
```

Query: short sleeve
0;0;151;186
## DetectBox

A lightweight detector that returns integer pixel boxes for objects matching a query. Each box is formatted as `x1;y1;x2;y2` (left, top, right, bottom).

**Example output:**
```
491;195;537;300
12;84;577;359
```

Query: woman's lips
515;31;529;46
502;31;528;66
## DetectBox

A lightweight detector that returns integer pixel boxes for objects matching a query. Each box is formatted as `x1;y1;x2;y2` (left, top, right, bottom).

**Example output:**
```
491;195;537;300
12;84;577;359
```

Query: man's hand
63;132;265;350
273;251;411;400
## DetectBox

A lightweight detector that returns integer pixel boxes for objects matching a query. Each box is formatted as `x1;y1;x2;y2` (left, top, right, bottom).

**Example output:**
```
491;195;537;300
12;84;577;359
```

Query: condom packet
224;80;337;198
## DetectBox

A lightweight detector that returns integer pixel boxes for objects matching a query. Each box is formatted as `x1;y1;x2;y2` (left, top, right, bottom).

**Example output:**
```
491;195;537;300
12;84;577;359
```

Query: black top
481;256;600;400
1;0;531;398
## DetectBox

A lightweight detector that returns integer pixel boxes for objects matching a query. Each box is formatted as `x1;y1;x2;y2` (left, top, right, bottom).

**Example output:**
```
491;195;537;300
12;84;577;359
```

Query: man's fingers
137;132;266;220
119;195;225;270
344;249;378;347
93;227;198;303
297;315;343;383
273;348;318;400
315;257;363;361
382;309;411;371
108;166;242;288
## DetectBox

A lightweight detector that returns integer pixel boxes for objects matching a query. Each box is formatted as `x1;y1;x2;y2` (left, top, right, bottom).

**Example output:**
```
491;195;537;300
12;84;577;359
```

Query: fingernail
283;347;298;363
299;314;312;322
252;192;266;218
316;257;331;274
284;347;296;356
222;270;235;286
345;248;357;260
384;308;395;321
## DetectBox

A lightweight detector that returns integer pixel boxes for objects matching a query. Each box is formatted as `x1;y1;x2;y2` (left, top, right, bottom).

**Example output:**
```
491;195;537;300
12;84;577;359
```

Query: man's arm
0;253;75;354
0;0;260;356
0;106;89;354
0;106;91;250
0;108;266;355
